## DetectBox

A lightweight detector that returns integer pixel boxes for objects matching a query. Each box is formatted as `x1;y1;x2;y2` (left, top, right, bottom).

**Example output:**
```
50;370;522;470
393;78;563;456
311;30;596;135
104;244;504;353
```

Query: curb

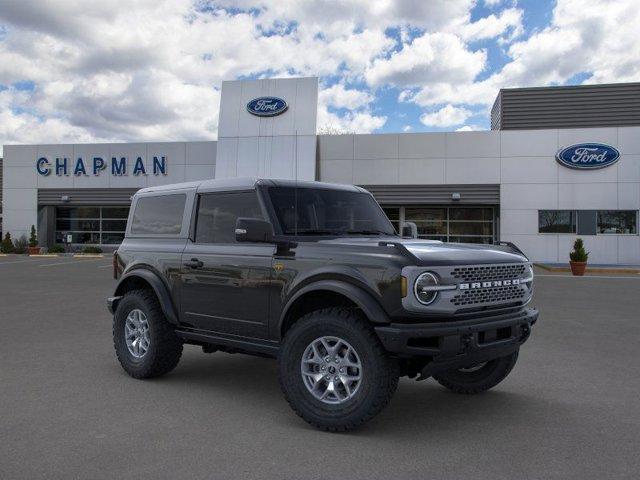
29;254;60;258
73;254;105;258
534;263;640;275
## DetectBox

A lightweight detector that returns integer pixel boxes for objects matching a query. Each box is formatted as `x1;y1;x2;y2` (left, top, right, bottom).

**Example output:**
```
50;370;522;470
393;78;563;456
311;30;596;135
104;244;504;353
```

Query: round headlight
414;272;439;305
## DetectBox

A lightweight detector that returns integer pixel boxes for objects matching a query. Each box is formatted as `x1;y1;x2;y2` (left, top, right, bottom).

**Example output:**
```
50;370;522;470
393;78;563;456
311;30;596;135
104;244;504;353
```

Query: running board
175;329;280;357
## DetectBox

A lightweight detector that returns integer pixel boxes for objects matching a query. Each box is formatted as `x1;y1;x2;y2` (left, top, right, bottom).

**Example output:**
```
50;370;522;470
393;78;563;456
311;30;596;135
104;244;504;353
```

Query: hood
317;236;528;266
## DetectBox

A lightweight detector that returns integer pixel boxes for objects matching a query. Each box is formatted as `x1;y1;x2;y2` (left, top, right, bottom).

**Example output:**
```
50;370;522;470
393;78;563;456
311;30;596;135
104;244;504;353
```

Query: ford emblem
246;97;288;117
556;143;620;170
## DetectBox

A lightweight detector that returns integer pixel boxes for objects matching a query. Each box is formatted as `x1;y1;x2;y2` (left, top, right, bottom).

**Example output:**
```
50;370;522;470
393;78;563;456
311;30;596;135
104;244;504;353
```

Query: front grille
451;264;526;282
451;285;525;306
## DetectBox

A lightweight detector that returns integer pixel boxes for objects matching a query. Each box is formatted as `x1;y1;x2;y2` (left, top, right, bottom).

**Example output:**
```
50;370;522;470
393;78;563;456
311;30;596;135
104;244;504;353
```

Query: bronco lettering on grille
459;279;521;290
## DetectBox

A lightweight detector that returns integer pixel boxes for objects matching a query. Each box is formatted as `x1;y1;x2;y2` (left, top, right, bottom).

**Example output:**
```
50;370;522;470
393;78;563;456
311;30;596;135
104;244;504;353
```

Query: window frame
192;189;267;245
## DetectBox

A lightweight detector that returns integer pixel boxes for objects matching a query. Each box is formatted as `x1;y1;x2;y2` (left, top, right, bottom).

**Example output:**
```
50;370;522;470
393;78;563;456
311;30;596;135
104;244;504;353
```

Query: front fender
279;279;391;333
112;268;179;325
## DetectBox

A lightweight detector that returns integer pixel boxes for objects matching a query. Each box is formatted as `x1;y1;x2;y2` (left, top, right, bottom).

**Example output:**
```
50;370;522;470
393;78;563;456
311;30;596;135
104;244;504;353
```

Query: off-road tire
278;308;399;432
113;289;183;379
433;350;519;394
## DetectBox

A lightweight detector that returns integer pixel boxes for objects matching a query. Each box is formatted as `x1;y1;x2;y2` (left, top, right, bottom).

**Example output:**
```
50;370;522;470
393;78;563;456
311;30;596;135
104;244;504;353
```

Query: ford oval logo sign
556;143;620;170
246;97;288;117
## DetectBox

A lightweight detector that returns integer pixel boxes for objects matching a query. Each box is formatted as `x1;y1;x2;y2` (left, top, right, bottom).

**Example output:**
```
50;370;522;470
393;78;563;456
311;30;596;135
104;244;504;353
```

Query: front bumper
375;307;538;376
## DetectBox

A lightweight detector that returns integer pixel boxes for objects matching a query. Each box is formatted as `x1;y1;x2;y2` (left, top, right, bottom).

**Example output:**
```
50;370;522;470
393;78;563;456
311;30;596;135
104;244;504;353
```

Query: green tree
1;232;15;253
29;225;38;247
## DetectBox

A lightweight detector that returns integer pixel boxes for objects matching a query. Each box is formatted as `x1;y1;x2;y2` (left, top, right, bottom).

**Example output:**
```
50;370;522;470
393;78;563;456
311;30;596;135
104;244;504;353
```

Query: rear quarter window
130;194;186;235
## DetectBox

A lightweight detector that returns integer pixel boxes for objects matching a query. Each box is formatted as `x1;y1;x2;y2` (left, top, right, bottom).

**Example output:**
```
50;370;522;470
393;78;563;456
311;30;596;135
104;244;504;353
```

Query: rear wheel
278;308;399;432
113;289;183;379
433;350;519;394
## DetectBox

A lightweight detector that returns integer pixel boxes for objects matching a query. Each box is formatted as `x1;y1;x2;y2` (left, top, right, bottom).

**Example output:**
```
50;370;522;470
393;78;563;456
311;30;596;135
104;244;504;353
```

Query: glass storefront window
102;207;130;219
382;207;400;233
56;207;100;219
597;210;637;234
449;208;493;221
538;210;576;233
396;206;495;243
55;206;130;245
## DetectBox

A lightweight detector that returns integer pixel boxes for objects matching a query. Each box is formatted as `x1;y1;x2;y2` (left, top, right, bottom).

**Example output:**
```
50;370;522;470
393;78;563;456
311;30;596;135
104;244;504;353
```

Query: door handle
184;258;204;269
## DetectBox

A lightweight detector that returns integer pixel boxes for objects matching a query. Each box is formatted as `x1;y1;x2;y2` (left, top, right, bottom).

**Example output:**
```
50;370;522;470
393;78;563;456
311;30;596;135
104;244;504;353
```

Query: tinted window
195;192;263;243
538;210;576;233
268;187;395;236
597;210;637;234
130;194;186;235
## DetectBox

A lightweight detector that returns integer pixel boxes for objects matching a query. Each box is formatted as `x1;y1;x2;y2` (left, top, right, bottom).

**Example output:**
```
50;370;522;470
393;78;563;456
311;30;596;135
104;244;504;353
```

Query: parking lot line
39;258;105;267
0;257;54;265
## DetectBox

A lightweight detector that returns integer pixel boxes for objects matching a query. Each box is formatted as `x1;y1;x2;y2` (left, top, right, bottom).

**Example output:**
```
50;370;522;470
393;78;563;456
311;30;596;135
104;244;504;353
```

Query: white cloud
0;0;639;151
402;125;412;132
366;32;486;87
458;7;523;42
317;107;387;134
319;84;373;110
420;105;472;127
405;0;640;109
456;124;484;131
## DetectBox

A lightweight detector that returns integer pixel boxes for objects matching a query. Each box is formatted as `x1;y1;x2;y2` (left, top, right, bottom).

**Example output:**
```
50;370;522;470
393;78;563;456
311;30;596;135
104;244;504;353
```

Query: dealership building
2;78;640;264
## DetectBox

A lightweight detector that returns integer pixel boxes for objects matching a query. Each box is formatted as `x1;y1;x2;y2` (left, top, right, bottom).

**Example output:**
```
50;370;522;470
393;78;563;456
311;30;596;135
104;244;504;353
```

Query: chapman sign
36;156;168;176
556;143;620;170
246;97;288;117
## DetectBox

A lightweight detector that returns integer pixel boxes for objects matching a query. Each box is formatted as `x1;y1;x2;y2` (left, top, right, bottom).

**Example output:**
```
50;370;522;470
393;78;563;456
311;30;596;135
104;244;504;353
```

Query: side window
195;192;264;243
131;194;186;235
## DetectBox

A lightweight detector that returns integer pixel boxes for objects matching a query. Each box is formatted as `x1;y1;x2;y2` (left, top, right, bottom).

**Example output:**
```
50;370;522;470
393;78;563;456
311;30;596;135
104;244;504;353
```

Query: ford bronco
108;178;538;431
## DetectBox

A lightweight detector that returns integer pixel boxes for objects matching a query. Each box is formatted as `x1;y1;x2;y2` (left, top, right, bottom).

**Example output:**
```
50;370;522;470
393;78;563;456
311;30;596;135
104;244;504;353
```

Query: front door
179;191;275;339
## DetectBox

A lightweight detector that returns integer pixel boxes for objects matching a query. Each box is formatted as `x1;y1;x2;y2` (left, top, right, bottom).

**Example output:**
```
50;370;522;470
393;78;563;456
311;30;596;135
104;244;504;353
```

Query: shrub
48;244;66;254
13;235;28;254
82;246;103;254
29;225;38;247
1;233;14;253
569;238;589;262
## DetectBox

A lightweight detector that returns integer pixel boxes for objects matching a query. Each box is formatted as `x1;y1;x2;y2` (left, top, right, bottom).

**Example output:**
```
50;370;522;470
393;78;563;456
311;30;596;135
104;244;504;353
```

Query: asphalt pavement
1;256;639;479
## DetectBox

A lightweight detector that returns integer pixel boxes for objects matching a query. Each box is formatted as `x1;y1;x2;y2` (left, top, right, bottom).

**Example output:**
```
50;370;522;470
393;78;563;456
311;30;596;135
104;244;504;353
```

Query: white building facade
2;77;639;264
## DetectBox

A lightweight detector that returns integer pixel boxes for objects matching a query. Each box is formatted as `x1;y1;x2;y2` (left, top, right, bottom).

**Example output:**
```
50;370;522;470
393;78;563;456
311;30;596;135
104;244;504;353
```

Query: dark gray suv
108;178;538;431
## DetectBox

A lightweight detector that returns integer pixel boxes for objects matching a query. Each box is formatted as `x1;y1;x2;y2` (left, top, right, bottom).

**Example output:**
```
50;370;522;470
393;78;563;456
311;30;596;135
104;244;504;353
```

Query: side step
175;328;280;358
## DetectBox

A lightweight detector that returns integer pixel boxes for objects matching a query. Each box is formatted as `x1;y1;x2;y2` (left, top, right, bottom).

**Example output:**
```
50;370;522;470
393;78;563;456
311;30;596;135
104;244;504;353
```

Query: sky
0;0;639;155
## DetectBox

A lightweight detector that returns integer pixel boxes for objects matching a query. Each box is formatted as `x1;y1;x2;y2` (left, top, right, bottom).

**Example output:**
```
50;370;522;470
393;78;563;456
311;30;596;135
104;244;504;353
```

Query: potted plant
1;232;14;254
569;238;589;276
28;225;41;255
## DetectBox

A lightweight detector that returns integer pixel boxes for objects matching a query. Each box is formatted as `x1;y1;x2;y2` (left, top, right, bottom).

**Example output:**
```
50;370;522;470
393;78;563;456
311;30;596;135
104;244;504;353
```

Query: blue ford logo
556;143;620;170
246;97;288;117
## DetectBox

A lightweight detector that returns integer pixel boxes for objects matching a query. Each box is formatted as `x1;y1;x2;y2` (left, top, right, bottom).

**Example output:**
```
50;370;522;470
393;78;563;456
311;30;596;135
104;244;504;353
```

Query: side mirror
235;217;274;243
401;221;418;239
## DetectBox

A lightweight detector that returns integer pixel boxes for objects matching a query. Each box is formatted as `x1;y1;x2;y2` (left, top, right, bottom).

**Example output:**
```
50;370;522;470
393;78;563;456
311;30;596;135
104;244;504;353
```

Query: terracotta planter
570;261;587;276
27;246;41;255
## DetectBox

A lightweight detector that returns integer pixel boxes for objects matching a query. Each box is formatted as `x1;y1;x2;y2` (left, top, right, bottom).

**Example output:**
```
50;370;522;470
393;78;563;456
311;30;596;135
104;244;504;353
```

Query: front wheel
433;350;519;394
278;308;399;432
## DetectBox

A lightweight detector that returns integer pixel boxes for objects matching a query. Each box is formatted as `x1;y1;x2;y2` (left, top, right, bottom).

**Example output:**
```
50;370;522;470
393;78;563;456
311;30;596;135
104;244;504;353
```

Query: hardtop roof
136;178;366;195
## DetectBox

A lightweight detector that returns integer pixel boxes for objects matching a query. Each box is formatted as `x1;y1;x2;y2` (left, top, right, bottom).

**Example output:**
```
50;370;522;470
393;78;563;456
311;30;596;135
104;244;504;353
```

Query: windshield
267;186;397;236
